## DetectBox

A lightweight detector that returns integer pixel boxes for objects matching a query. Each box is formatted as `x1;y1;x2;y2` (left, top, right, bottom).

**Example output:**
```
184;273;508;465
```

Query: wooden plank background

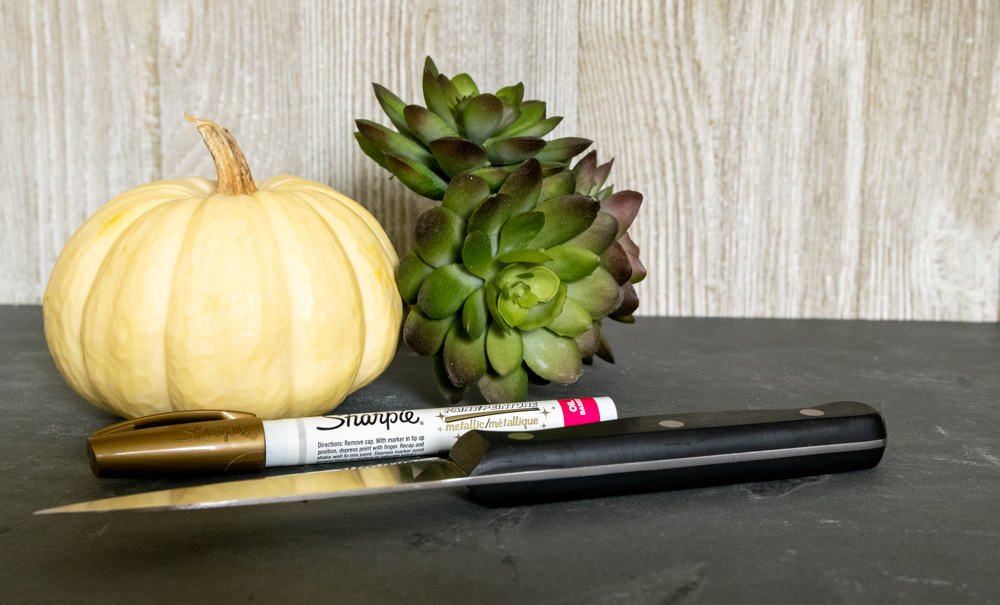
2;0;998;321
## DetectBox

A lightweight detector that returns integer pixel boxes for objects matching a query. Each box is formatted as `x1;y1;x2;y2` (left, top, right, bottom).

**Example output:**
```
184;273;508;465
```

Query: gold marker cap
87;410;267;477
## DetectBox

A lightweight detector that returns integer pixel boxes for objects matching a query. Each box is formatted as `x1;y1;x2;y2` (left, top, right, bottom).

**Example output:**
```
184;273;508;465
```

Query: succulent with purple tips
356;57;646;403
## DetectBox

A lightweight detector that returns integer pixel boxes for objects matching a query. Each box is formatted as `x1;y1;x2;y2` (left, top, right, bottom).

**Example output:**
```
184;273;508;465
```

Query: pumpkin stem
187;114;258;195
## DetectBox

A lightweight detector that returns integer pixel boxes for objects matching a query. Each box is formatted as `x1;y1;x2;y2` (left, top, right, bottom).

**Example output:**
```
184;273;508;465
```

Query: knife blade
35;401;886;513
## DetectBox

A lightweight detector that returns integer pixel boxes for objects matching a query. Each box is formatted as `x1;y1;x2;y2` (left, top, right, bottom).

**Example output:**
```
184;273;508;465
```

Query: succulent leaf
618;232;648;283
403;307;455;356
495;82;525;106
484;137;546;165
429;137;488;177
484;282;508;329
540;171;576;199
600;240;633;284
396;251;434;303
424;56;440;76
498;159;543;213
404;105;457;144
437;74;460;100
477;367;528;403
630;256;647;283
594;323;615;363
530;194;601;249
467;193;514;238
450;73;480;98
536;137;592;164
547;297;593;337
353;131;386;168
519;283;567;331
442;174;491;219
515;116;563;138
461;230;494;278
613;281;640;319
539;161;569;177
563;211;619;253
443;321;488;387
494;100;545;137
415;207;464;267
543;245;601;282
469;166;514;190
573;151;599;195
372;84;415;138
462;287;489;339
521;329;583;384
498;211;544;254
526;367;552;385
498;264;560;301
494;264;563;329
432;354;468;403
461;94;504;144
423;68;458;129
485;322;523;377
593;159;614;192
383;153;448;199
576;323;599;360
565;267;623;319
497;290;529;326
497;103;521;132
495;249;551;265
356;120;434;166
603;190;642;237
418;264;484;318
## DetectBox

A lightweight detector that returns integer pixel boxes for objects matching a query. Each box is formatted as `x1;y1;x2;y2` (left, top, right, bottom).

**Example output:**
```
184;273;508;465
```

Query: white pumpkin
43;117;402;419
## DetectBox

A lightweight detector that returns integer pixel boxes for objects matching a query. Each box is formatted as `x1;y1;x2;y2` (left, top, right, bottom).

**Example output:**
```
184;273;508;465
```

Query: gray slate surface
1;305;997;604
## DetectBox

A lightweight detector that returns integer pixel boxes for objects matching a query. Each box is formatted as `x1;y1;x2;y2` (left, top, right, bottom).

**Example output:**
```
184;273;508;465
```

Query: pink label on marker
558;397;600;426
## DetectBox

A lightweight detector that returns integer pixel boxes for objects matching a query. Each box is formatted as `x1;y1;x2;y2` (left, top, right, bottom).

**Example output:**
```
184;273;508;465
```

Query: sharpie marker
87;397;617;476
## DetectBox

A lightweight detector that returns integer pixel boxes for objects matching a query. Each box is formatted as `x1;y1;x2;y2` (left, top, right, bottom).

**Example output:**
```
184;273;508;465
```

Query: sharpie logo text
174;422;258;442
317;410;422;431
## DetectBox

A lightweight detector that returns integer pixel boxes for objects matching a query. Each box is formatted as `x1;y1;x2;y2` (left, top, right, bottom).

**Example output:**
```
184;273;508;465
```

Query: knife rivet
658;420;685;428
508;433;535;440
799;409;824;417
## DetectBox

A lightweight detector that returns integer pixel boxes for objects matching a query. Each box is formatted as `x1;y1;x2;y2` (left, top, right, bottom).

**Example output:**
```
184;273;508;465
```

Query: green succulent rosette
356;57;646;403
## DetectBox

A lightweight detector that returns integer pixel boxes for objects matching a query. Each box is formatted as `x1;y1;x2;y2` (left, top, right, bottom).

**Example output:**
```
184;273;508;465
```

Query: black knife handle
449;401;886;506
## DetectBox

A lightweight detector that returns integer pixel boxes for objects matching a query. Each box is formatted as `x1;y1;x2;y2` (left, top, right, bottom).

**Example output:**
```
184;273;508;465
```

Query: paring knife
36;401;886;513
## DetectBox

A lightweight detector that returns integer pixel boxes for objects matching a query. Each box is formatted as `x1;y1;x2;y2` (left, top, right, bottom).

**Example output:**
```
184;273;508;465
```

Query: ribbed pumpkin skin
43;175;401;419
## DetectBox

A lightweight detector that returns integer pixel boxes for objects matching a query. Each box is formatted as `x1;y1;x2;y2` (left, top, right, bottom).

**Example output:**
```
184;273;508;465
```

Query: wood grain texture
1;0;160;304
579;0;1000;320
1;0;998;321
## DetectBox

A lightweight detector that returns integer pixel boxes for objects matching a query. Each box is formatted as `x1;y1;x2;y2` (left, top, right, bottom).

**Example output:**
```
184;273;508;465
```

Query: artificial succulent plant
355;57;646;403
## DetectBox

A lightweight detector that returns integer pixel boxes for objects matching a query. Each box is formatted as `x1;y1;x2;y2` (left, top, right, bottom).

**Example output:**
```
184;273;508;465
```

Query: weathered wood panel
0;0;160;304
2;0;998;321
578;0;1000;320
